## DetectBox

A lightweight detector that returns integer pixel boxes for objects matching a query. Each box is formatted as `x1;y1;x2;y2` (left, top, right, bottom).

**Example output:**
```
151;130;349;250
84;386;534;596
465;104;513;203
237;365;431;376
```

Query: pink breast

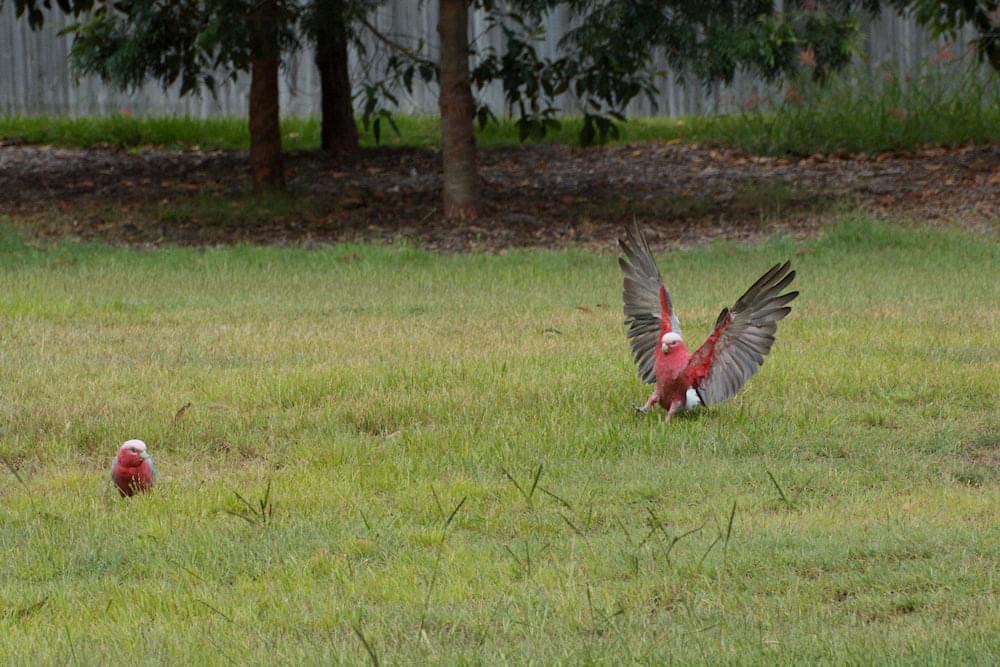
113;463;154;497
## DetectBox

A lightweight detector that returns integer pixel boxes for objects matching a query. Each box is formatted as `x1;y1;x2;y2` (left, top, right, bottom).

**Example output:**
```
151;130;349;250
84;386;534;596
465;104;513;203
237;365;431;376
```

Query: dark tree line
5;0;998;218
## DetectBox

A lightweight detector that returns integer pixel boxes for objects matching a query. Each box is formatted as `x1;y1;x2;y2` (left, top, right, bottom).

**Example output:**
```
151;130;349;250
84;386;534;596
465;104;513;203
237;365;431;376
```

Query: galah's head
116;439;148;467
661;331;683;353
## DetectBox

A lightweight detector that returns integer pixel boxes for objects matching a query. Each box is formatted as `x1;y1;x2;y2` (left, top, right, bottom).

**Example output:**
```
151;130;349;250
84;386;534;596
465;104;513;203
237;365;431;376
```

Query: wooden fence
0;2;972;118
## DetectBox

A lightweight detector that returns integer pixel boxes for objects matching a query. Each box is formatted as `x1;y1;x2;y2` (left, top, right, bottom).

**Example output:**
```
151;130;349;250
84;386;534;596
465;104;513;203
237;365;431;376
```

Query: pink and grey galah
619;224;798;419
111;439;157;497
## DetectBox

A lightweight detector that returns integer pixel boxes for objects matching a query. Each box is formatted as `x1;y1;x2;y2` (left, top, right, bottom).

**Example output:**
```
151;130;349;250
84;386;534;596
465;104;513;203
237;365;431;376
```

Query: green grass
1;218;999;663
688;54;1000;155
3;54;997;156
0;114;325;152
0;112;685;151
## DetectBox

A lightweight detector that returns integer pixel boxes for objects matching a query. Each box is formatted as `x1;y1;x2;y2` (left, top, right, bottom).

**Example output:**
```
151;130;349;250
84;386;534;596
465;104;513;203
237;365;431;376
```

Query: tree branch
356;13;437;69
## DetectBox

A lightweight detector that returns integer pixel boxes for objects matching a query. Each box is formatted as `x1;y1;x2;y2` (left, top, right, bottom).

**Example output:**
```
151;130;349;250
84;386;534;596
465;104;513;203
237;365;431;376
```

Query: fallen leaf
15;597;48;620
173;402;192;422
338;192;366;209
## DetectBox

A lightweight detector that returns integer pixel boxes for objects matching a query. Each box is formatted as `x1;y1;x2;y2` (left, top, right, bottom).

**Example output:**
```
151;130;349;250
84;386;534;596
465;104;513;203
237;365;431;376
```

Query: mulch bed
1;140;997;251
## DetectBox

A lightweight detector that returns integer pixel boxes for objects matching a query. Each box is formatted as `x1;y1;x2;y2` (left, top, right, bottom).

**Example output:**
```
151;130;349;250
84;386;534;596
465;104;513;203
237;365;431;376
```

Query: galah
111;439;157;497
619;224;798;419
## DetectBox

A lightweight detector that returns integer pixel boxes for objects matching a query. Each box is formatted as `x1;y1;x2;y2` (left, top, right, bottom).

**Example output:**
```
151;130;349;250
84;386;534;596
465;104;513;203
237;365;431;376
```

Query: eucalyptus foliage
66;1;302;95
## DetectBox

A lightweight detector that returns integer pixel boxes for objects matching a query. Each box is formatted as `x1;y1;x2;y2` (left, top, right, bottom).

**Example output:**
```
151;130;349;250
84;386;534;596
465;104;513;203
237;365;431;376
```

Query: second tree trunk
315;0;358;154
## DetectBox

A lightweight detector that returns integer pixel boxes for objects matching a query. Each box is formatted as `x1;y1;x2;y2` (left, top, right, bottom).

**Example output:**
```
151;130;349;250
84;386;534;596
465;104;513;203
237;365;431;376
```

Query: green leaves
448;0;866;147
580;112;620;146
905;0;1000;70
359;81;403;146
58;0;303;95
10;0;94;30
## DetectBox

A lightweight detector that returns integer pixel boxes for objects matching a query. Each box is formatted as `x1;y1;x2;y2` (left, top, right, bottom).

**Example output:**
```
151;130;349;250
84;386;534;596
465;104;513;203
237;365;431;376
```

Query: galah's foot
633;404;650;415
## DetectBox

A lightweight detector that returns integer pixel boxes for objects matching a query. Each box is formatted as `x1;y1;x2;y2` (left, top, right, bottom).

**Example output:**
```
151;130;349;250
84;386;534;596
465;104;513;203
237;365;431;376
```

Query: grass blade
697;535;722;568
430;484;445;520
500;467;528;502
723;500;737;559
443;496;467;532
195;599;233;623
538;485;573;510
766;470;793;509
352;625;380;667
528;464;543;501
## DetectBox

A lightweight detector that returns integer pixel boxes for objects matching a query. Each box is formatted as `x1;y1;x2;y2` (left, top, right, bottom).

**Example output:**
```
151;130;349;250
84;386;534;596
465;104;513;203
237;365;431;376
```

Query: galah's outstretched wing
618;224;682;384
685;262;798;405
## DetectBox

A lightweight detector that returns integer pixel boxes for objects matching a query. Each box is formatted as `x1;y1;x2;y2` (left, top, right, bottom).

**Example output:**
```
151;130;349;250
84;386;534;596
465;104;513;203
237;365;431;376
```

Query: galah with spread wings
111;439;157;497
619;224;798;419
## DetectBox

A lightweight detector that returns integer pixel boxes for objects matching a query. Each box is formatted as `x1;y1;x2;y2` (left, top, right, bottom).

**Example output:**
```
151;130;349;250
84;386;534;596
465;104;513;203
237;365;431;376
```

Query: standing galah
111;439;157;497
619;224;798;419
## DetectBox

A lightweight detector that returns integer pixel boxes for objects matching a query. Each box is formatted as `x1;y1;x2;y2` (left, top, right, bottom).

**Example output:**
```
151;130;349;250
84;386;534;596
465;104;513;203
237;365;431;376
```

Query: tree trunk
249;0;285;191
437;0;479;220
315;0;358;154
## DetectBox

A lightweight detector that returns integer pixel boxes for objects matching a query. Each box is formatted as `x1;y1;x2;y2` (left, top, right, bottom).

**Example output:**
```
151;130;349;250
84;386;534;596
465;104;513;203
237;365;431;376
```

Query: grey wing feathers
694;261;798;406
141;452;158;482
618;224;681;384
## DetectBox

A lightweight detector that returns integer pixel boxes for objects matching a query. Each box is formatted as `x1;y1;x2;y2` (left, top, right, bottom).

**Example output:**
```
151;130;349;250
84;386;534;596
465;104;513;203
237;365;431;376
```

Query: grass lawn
0;218;998;663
